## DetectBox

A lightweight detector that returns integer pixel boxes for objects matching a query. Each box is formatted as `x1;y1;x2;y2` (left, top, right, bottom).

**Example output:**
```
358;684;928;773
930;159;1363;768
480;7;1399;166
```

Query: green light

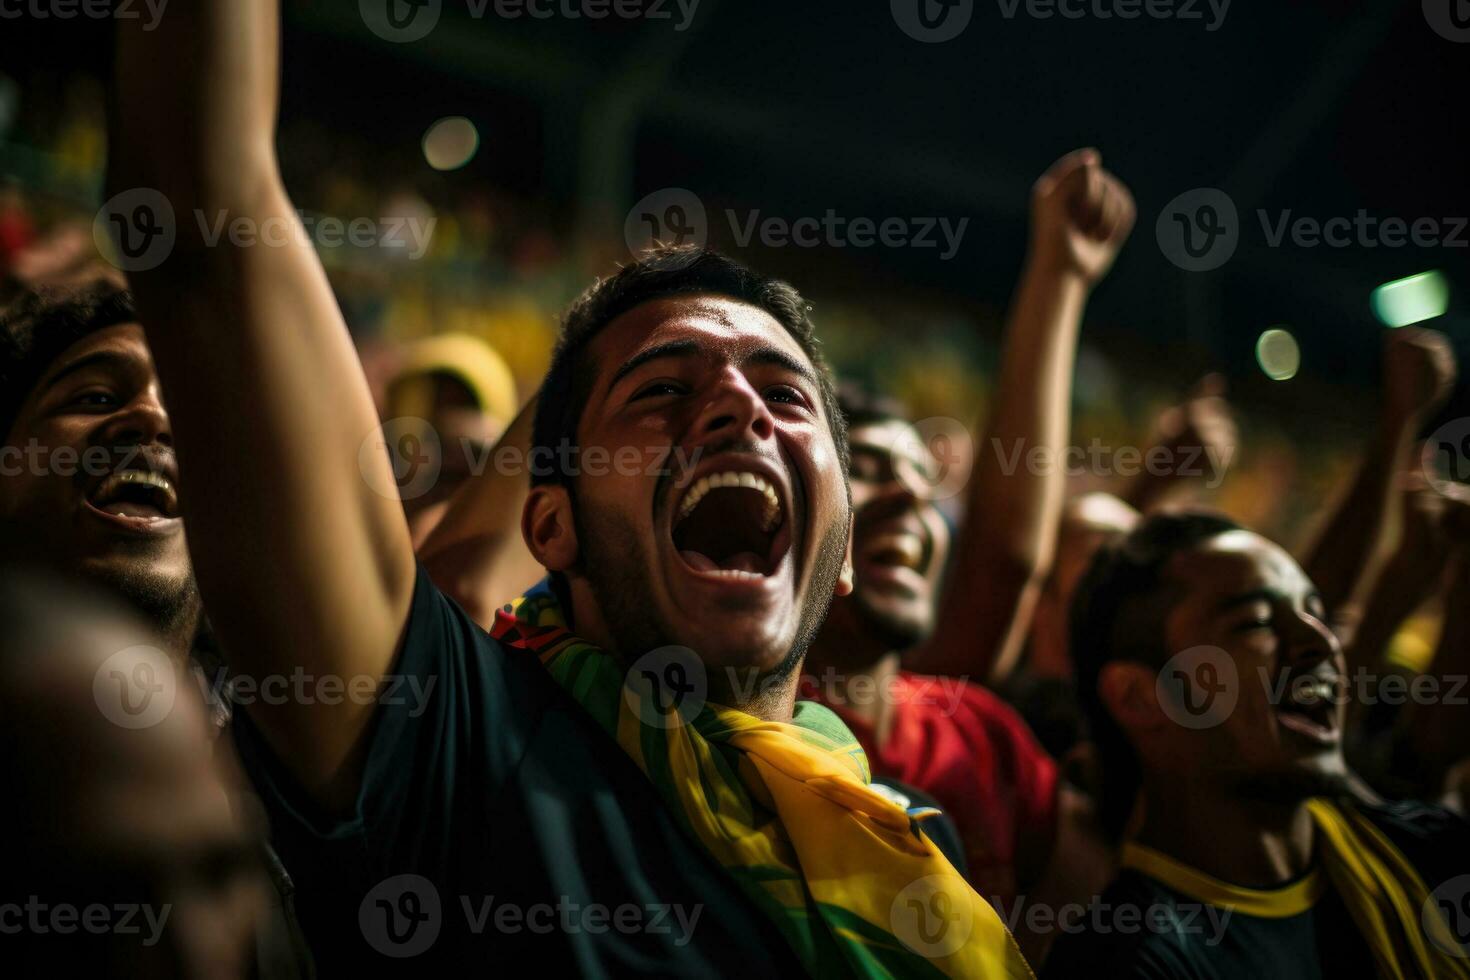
1371;270;1449;328
1256;327;1300;381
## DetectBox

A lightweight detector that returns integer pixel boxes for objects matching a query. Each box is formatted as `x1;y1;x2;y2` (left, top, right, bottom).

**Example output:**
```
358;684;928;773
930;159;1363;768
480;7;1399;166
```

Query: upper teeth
1294;678;1335;702
677;471;782;531
116;470;172;493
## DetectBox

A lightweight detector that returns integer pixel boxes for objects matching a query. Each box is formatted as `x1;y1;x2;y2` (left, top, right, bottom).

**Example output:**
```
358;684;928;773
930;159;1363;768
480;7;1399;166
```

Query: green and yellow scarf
1121;799;1470;979
491;585;1034;979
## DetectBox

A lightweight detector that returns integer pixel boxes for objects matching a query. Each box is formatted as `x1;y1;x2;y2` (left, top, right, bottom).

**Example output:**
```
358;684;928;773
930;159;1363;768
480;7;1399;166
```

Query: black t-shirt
1042;800;1470;979
232;568;807;977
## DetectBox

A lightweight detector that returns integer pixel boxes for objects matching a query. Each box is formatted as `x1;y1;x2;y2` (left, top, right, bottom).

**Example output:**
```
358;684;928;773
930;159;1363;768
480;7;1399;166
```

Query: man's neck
1136;778;1316;888
804;647;903;748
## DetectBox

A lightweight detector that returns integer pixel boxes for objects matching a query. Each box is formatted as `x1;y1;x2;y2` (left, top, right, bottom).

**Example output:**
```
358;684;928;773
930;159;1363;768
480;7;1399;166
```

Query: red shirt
812;671;1058;901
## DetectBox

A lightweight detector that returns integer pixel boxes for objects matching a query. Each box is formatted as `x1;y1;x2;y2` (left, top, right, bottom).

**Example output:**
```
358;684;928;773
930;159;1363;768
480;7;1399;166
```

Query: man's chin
75;554;200;638
853;590;930;652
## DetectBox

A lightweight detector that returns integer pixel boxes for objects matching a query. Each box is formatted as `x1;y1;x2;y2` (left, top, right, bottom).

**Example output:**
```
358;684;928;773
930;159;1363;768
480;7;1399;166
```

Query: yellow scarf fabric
1121;799;1469;979
491;586;1035;979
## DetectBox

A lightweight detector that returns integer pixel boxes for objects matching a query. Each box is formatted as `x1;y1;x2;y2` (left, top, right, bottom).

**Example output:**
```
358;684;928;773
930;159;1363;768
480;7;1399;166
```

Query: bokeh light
1256;327;1300;381
422;116;480;172
1371;270;1449;328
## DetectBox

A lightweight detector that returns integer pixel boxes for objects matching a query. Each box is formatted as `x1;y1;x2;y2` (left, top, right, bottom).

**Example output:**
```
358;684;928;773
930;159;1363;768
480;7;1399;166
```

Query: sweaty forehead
584;294;809;396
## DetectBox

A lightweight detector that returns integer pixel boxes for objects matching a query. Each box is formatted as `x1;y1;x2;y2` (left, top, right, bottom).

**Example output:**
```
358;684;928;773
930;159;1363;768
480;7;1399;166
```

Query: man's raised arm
908;149;1134;685
109;0;415;807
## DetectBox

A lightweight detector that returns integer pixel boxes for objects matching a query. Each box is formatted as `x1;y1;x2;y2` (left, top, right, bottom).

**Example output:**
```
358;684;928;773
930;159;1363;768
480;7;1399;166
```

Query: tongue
104;500;164;519
680;549;766;574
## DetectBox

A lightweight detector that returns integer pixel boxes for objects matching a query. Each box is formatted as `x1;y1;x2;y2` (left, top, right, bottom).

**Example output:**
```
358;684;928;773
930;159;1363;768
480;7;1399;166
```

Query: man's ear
1098;661;1165;734
835;511;855;596
523;485;579;572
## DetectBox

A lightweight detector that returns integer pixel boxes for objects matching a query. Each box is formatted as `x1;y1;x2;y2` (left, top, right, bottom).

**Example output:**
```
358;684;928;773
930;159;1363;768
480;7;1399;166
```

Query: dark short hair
1069;510;1243;838
0;282;137;445
531;245;848;487
836;381;910;432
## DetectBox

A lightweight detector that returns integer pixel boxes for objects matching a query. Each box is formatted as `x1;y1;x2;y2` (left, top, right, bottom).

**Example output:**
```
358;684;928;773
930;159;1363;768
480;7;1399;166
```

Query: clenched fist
1028;148;1136;286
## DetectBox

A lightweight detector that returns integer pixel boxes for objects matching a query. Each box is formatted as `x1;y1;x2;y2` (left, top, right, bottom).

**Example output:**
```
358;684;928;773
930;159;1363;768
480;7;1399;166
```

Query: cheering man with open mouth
109;2;1034;975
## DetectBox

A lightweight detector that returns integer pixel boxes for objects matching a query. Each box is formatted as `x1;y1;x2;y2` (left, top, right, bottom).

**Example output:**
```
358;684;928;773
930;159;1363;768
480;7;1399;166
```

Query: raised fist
1028;148;1136;286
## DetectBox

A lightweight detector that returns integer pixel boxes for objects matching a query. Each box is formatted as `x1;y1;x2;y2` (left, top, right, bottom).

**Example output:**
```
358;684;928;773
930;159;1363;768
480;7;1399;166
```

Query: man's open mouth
671;467;791;580
1275;670;1341;746
84;458;181;530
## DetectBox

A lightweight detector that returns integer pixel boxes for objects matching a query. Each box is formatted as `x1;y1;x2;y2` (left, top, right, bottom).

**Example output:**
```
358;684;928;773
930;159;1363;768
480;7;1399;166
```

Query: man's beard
84;560;202;650
572;496;849;708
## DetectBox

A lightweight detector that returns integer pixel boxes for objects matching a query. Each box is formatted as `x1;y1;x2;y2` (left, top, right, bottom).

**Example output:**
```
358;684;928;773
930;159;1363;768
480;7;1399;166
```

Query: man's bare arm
1302;328;1455;649
109;0;415;807
418;396;545;628
908;149;1135;685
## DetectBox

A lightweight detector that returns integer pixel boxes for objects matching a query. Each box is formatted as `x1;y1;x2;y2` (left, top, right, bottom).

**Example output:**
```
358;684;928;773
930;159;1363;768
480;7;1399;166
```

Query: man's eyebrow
608;339;701;390
745;347;819;389
1214;588;1281;614
39;350;136;391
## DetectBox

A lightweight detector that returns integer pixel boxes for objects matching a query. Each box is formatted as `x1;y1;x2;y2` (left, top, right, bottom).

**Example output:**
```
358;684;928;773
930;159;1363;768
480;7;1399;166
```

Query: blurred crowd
2;9;1468;979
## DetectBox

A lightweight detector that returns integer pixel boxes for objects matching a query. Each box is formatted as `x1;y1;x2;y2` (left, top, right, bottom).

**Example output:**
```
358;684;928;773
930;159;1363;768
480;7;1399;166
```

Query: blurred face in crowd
1125;530;1348;802
545;295;852;690
0;324;197;641
4;599;268;978
815;418;950;665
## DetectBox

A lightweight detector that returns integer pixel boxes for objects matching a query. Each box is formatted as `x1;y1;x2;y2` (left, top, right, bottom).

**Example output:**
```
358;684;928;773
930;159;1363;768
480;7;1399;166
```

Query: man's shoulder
1041;870;1204;979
